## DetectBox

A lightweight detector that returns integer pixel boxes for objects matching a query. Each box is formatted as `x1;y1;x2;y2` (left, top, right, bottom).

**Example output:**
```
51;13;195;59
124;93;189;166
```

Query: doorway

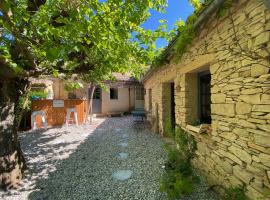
170;83;176;130
92;88;102;114
162;82;176;135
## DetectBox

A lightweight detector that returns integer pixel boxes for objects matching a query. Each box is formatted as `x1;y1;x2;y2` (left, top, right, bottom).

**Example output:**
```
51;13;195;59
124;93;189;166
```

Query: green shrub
222;186;249;200
172;24;195;63
165;145;193;177
262;189;270;199
164;118;174;138
160;170;193;199
160;127;198;199
175;127;197;161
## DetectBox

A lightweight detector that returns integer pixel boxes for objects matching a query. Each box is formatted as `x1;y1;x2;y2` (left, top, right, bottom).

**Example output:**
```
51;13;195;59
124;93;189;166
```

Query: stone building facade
143;0;270;199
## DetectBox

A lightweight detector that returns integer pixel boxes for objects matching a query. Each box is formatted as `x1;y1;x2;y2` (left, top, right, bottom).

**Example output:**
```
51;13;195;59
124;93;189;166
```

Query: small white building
31;73;145;116
92;73;144;115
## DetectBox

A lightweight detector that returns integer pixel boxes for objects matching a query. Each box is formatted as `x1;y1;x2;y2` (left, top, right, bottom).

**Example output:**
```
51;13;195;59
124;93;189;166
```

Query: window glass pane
110;88;118;99
199;73;211;124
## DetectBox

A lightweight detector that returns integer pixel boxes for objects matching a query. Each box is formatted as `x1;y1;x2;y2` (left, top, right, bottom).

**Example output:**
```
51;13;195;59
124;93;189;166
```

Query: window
68;92;76;99
110;88;118;99
199;72;211;124
136;87;144;100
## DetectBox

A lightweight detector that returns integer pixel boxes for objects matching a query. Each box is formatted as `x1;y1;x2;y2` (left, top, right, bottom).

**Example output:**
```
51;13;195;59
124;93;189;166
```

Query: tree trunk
0;78;28;189
88;83;96;124
16;85;31;131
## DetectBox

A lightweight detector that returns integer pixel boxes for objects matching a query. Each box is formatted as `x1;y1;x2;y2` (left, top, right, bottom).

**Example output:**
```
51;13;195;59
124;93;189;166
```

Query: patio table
131;109;147;121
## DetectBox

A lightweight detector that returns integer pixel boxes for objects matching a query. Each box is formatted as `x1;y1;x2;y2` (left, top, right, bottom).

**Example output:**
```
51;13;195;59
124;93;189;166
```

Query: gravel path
0;116;218;200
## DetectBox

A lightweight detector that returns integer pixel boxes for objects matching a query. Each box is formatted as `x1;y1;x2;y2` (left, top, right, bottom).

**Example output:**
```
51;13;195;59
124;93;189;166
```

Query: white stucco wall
101;87;133;113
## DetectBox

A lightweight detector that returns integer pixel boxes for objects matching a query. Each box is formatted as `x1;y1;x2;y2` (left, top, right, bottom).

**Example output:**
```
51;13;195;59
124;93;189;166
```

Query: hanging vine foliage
151;0;234;69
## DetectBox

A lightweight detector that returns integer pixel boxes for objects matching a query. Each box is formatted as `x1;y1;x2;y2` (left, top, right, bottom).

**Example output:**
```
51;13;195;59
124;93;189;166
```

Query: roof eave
142;0;226;83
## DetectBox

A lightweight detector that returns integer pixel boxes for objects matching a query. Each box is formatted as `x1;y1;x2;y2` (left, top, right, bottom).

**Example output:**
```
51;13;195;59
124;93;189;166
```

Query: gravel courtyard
0;116;218;200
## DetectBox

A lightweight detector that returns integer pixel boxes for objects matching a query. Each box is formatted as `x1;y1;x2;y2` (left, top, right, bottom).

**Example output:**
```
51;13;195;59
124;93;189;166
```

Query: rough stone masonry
143;0;270;199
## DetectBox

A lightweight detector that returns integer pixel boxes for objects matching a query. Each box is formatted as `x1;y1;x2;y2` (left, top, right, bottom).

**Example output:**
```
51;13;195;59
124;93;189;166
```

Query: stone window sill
186;124;212;135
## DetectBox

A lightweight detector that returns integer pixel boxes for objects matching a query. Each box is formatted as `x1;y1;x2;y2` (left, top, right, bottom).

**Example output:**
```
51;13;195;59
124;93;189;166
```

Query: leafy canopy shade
0;0;170;189
0;0;169;82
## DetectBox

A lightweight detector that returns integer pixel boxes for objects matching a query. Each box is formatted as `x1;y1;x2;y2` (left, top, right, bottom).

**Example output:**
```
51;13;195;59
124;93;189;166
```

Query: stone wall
144;0;270;199
145;64;177;134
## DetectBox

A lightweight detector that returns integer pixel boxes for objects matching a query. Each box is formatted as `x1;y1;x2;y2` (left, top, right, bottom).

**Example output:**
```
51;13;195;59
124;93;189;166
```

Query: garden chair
66;108;78;126
31;110;47;130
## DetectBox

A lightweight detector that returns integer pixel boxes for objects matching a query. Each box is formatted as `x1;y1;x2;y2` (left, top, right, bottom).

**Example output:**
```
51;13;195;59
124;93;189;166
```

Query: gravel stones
0;116;219;200
0;117;167;200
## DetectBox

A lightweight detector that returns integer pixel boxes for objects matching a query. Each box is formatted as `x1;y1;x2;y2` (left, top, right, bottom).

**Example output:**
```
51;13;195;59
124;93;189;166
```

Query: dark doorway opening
148;89;152;111
170;83;175;129
199;72;211;124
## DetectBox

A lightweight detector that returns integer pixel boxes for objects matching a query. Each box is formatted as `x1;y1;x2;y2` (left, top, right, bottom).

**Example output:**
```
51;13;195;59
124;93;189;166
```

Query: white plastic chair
65;108;78;126
31;110;47;130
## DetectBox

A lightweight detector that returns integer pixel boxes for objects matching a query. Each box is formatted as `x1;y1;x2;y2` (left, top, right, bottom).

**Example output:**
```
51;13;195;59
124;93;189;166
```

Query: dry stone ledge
248;118;267;124
241;88;262;95
257;124;270;132
237;119;257;129
251;64;269;77
246;164;264;176
233;165;254;184
267;171;270;181
228;145;252;164
236;102;252;114
252;105;270;113
259;153;270;168
233;127;249;138
254;135;270;148
219;132;237;141
239;94;261;104
217;149;243;166
254;31;270;46
249;143;270;155
211;93;226;103
211;104;235;117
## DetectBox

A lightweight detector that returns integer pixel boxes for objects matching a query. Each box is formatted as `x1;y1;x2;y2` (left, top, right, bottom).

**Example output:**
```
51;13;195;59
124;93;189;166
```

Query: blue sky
143;0;194;48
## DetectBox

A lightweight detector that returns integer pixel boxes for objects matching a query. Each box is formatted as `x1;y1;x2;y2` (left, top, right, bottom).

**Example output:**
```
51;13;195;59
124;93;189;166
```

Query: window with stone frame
198;71;211;124
110;88;118;100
